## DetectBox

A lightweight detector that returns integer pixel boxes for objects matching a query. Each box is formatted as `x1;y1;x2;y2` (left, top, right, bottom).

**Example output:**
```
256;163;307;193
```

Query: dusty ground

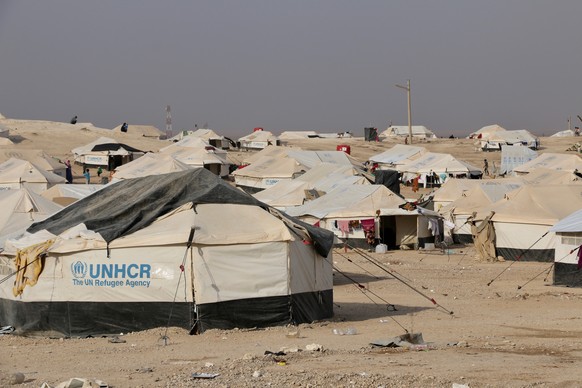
2;248;582;387
1;120;582;387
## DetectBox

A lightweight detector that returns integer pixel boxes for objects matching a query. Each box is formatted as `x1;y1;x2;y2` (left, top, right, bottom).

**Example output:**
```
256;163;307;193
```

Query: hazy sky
1;1;581;138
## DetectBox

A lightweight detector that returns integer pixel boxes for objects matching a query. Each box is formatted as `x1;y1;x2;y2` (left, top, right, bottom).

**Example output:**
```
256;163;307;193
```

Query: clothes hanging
337;220;351;237
360;218;375;232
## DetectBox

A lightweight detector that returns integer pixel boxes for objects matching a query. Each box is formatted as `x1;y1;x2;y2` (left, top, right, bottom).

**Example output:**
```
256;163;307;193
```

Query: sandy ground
3;249;582;387
1;120;582;387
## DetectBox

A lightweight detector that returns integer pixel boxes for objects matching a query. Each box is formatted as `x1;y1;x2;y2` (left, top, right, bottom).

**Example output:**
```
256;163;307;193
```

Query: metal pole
407;79;412;145
395;80;413;144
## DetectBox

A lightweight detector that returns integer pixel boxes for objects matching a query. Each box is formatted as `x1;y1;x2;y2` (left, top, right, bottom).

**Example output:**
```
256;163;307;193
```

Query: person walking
83;168;91;184
483;159;489;176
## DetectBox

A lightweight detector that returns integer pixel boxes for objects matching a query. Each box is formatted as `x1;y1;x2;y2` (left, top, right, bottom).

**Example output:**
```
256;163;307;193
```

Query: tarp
513;153;582;174
26;169;333;257
500;144;538;175
369;144;427;166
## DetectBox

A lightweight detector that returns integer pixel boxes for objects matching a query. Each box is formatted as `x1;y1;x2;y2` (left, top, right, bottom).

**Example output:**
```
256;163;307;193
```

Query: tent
0;158;66;194
468;124;507;140
439;181;522;244
380;126;437;139
0;188;62;249
158;146;230;177
0;169;334;336
369;144;427;169
512;153;582;175
72;136;145;170
41;184;105;206
111;153;194;182
169;128;231;149
550;209;582;286
253;163;369;210
550;129;576;137
233;150;361;193
479;130;539;151
279;131;319;140
470;185;582;262
397;152;482;186
0;149;66;177
286;185;418;249
238;131;279;150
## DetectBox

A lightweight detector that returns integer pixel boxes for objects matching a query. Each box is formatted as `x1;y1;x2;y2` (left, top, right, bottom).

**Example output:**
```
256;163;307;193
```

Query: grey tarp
27;169;334;257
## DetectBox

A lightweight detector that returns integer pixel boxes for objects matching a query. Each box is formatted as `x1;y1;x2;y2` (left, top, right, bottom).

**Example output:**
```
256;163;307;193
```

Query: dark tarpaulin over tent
374;169;402;197
28;169;333;257
91;143;144;153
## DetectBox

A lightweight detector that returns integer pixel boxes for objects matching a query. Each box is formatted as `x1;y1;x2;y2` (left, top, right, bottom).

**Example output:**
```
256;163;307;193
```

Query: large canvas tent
0;158;66;193
0;169;334;336
110;153;194;182
368;144;427;169
169;128;231;149
72;136;145;170
0;188;62;249
0;149;66;177
512;153;582;175
238;131;279;150
286;185;418;249
479;130;539;151
550;209;582;286
471;185;582;262
380;126;436;139
397;152;482;185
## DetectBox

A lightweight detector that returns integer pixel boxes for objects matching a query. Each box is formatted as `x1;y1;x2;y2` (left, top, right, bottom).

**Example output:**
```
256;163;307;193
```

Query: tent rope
487;231;548;286
161;228;195;344
345;243;454;316
517;245;582;290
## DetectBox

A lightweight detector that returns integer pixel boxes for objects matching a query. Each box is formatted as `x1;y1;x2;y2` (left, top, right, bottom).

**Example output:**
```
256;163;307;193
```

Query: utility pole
165;105;172;139
395;80;412;145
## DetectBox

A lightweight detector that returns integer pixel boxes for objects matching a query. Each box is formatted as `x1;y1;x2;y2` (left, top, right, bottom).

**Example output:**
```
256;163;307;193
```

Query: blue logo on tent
71;261;87;279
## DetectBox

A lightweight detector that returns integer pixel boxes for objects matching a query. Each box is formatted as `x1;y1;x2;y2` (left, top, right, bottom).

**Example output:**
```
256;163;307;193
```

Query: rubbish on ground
332;327;357;335
108;336;126;344
370;332;426;348
191;372;219;379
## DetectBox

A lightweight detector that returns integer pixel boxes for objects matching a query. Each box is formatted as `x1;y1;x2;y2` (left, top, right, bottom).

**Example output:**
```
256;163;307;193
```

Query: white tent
238;131;279;150
439;181;522;244
278;131;318;140
159;146;230;177
286;185;417;249
468;124;507;140
253;163;369;210
472;185;582;262
550;129;576;137
380;125;437;139
397;152;482;185
0;149;66;177
169;128;231;149
513;153;582;175
111;153;194;182
368;144;427;168
41;184;105;206
0;158;66;194
550;209;582;286
72;136;145;169
479;129;538;151
0;169;334;336
0;188;62;249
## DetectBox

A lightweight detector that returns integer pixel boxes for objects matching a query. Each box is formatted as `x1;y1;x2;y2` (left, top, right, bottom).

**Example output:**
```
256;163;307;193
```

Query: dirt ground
2;248;582;387
1;121;582;387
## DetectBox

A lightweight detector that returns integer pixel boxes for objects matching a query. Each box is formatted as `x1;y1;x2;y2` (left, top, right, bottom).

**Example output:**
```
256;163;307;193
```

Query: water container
375;243;387;253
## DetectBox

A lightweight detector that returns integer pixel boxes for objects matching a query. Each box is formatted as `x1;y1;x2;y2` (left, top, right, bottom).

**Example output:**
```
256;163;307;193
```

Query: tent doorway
379;216;397;249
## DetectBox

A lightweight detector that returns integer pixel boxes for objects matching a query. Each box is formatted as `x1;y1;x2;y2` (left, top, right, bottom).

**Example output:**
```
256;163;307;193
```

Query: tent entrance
379;216;397;249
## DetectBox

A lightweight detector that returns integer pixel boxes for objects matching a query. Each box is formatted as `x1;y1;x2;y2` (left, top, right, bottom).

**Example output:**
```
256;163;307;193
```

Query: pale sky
1;1;581;138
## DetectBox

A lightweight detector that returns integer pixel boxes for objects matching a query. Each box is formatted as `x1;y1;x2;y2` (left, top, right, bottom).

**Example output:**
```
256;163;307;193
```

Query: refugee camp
2;2;582;387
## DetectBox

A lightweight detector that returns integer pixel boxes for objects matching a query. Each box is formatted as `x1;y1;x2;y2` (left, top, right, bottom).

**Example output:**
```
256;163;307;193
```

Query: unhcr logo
71;261;88;279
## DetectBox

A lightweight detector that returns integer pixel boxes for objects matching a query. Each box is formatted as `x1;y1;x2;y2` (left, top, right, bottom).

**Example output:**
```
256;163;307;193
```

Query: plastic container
375;243;387;253
336;144;351;154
